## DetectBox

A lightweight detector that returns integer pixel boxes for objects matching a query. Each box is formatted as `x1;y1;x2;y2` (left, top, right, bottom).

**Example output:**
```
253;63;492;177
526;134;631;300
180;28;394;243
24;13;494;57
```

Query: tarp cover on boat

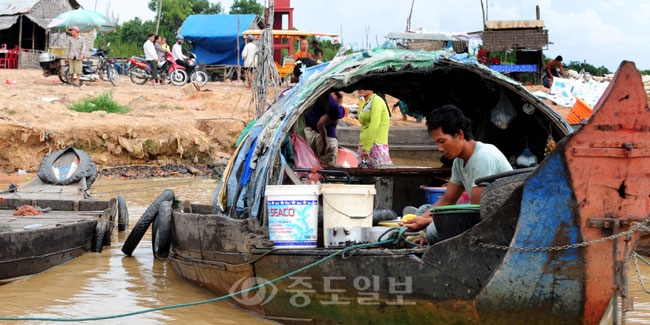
178;14;258;66
217;48;573;219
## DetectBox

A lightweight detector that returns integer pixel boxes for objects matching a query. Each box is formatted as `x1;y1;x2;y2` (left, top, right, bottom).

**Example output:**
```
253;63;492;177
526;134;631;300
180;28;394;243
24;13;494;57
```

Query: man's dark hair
426;104;473;140
292;58;318;80
148;33;155;38
555;55;563;62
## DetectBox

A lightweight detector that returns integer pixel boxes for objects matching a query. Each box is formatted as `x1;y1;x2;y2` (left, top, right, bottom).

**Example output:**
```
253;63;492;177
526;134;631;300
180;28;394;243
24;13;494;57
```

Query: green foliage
641;69;650;75
563;60;611;76
148;0;223;39
229;0;264;15
68;91;130;114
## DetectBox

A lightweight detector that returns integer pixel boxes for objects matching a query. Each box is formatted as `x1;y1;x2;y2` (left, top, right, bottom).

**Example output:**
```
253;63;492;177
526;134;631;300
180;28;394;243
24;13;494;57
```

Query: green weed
68;91;130;114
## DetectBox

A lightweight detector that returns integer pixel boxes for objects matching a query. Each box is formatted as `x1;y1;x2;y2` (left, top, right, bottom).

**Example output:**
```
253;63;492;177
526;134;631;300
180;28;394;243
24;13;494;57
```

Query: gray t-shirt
67;36;86;60
450;141;513;194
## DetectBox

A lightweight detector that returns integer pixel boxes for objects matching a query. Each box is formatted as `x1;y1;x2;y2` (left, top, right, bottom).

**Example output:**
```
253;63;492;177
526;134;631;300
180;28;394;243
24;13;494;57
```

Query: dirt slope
0;68;567;176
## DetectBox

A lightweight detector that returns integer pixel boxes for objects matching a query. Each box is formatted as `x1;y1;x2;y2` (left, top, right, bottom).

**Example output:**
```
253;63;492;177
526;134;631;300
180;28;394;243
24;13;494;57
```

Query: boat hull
0;197;111;281
166;61;650;324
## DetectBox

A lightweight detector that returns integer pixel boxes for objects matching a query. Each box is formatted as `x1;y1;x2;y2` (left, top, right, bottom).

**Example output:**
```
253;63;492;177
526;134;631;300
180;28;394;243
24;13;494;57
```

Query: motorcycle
187;52;209;87
64;44;120;86
128;52;188;86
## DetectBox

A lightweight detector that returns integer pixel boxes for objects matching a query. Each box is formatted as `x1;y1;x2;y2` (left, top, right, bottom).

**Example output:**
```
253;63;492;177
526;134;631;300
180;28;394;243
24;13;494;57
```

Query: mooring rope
0;229;407;322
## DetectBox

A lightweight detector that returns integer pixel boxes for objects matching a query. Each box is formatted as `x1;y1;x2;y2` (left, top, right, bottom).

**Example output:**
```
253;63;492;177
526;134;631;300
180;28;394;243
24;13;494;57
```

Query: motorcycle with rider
172;35;209;87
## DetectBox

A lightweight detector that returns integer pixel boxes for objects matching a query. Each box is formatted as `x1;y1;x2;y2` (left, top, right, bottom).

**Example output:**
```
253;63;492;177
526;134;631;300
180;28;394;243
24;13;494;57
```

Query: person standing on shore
154;35;167;85
143;33;159;86
241;35;257;89
66;26;86;87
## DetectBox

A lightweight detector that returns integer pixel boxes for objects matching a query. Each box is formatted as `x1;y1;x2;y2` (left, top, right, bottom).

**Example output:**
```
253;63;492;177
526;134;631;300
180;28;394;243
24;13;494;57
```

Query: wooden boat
140;49;648;323
0;147;127;283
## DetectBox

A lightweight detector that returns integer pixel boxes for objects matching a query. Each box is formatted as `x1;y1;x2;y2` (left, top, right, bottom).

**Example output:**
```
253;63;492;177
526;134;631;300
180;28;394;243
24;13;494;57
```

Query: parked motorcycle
187;52;209;87
128;52;187;86
64;44;120;86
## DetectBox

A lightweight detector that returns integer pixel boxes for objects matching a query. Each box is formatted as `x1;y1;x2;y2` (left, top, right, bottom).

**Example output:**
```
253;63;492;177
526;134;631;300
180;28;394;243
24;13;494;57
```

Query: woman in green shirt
357;89;393;167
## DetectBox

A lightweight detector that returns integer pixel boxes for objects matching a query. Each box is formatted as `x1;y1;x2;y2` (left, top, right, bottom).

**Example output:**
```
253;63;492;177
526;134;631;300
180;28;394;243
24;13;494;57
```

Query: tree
564;60;611;77
147;0;224;39
229;0;264;15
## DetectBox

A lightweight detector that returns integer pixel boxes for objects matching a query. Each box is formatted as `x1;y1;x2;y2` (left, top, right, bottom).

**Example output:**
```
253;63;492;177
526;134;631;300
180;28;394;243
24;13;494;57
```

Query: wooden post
18;14;23;69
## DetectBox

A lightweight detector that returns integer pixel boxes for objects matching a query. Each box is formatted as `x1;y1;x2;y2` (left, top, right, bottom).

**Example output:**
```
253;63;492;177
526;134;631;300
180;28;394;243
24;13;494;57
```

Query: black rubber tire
152;201;173;258
107;65;120;86
58;70;68;84
103;197;117;246
64;66;83;86
169;69;188;86
475;167;536;187
190;69;209;87
93;218;108;253
37;147;97;187
129;67;148;85
117;194;129;232
480;172;531;220
121;189;175;256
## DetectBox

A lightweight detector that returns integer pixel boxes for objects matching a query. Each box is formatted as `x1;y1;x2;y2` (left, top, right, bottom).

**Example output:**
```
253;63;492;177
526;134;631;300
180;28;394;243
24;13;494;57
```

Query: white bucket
321;184;376;247
266;185;320;249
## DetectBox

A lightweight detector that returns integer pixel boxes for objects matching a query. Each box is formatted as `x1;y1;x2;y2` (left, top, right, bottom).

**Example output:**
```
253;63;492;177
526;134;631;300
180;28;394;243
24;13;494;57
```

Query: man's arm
400;182;464;231
316;114;331;156
470;186;485;204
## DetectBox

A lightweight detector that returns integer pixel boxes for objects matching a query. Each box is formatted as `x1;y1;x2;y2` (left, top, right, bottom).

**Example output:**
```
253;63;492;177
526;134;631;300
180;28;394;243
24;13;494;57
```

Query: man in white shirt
172;35;190;73
241;35;257;88
400;105;513;243
143;33;159;85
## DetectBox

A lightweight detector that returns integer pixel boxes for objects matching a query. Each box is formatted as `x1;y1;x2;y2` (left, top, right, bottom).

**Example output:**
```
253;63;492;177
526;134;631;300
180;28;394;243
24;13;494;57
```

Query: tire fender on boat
480;172;531;220
117;194;129;232
121;189;175;256
37;147;98;187
93;218;108;253
152;200;173;258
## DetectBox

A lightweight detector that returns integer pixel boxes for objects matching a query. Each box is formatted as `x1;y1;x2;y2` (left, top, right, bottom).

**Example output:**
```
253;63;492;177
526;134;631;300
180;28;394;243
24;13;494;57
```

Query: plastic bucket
266;185;320;248
321;184;376;247
431;204;481;241
421;186;446;204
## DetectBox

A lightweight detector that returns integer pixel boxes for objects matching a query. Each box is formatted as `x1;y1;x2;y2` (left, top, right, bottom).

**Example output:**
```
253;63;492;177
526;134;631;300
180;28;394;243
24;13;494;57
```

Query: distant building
480;5;550;84
0;0;93;68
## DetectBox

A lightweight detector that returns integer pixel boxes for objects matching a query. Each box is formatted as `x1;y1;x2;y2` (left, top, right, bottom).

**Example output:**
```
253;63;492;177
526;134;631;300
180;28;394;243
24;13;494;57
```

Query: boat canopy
217;48;572;219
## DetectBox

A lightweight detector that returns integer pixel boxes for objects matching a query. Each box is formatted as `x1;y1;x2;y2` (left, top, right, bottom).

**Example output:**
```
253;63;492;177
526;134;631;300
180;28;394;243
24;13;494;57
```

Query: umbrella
47;8;116;33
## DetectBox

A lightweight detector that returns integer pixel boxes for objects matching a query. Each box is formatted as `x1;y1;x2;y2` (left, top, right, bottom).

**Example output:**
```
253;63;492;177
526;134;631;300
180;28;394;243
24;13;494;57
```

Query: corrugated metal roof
0;0;39;16
485;20;545;30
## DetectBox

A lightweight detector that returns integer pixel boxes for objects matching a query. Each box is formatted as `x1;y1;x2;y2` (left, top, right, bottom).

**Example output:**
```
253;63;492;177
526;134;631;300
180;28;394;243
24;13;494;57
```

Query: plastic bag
490;89;517;130
290;132;322;179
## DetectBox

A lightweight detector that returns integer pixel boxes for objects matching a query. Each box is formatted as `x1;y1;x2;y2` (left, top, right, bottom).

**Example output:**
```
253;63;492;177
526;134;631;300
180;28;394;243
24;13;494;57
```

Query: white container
321;184;376;247
266;185;320;249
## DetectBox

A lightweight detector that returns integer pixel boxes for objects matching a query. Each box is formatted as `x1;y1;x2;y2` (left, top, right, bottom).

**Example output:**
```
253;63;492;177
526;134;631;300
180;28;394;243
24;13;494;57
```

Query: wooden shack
0;0;93;68
480;5;549;83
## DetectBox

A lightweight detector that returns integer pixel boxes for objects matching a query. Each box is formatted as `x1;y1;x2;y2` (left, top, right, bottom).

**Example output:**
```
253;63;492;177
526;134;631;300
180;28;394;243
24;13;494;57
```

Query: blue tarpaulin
179;14;257;66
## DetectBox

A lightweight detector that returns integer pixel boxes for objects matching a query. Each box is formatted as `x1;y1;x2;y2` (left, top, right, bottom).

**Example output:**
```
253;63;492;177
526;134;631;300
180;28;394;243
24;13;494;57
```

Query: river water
1;177;650;324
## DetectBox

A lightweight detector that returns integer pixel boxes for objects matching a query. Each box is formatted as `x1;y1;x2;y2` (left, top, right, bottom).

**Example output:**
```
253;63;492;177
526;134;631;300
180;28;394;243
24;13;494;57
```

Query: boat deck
0;197;110;232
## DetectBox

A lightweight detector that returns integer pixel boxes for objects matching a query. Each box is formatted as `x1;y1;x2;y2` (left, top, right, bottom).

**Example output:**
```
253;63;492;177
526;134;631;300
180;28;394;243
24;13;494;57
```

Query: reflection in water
0;178;274;324
2;177;650;323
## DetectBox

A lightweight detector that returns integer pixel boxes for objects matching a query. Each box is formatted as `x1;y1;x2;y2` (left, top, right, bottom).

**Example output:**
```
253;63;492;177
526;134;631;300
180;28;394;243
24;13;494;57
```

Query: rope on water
0;227;410;322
